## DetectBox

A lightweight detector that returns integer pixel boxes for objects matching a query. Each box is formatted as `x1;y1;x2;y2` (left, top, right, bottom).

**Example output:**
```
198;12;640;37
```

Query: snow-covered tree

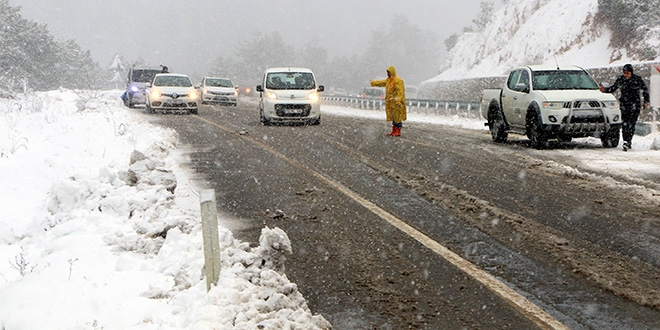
473;1;495;31
0;0;105;92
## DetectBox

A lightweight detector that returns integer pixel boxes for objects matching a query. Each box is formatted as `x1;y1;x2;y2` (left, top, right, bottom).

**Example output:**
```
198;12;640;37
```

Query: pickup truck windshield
532;70;599;91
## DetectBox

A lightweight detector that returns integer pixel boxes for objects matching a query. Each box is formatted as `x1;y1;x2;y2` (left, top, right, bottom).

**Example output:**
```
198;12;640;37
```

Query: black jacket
604;73;649;107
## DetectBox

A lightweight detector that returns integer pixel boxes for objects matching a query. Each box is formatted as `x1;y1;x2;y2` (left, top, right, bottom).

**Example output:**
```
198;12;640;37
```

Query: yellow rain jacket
370;66;407;123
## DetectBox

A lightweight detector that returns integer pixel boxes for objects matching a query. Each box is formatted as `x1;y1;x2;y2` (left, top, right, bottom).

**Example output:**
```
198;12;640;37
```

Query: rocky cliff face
419;0;660;102
433;0;608;81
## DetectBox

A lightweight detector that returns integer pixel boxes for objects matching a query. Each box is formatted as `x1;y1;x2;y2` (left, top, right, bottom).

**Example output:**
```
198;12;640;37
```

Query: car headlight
130;85;140;92
307;91;319;101
150;90;161;99
542;101;564;109
189;90;198;99
266;91;278;100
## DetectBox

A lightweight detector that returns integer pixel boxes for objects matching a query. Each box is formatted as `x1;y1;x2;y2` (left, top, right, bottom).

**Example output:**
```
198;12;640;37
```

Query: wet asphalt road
143;99;660;329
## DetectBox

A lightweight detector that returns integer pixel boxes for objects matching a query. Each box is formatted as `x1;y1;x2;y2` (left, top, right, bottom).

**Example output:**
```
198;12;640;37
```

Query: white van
256;67;324;125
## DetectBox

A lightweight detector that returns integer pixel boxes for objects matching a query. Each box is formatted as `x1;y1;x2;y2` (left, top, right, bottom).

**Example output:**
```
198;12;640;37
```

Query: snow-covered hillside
430;0;660;81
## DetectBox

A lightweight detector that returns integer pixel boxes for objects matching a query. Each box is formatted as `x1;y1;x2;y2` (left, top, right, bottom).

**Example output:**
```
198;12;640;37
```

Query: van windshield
266;72;315;90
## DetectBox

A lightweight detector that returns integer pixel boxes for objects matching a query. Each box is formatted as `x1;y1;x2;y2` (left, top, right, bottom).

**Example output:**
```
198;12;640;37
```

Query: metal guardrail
322;95;482;119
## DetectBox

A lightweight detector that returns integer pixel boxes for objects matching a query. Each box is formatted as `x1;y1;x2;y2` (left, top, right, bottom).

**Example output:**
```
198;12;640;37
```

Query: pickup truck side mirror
256;85;263;92
317;85;324;92
514;83;529;93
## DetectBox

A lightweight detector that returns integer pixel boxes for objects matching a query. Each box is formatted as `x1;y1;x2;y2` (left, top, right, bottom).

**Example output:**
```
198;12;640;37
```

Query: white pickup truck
480;65;622;148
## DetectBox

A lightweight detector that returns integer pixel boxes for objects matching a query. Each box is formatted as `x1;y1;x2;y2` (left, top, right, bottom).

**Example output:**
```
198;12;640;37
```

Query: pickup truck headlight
602;101;619;108
542;101;564;109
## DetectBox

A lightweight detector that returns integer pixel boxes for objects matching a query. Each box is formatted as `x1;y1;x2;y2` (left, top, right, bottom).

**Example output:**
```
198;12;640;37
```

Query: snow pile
0;90;330;329
432;0;656;80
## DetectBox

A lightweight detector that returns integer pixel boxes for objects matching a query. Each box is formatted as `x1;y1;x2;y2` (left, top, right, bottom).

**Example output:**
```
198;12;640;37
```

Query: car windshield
206;78;233;88
532;70;599;90
131;69;160;83
153;75;192;87
266;72;315;90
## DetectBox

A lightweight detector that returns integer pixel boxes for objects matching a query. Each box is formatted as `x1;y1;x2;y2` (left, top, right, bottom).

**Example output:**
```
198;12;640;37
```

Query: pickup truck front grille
571;100;602;108
563;110;605;124
560;99;607;132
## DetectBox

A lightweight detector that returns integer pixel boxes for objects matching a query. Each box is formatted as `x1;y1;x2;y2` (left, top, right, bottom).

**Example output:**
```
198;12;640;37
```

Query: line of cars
123;66;325;125
123;67;239;115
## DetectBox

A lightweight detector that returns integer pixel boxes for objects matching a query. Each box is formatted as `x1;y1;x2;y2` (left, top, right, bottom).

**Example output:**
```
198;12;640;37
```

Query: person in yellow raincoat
370;66;407;136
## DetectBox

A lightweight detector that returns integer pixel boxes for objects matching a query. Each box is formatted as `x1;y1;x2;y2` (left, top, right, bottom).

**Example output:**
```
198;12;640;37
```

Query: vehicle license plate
286;108;302;114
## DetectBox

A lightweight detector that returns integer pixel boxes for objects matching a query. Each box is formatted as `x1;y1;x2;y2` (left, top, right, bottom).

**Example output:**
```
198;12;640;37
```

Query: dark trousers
392;121;403;128
621;104;640;144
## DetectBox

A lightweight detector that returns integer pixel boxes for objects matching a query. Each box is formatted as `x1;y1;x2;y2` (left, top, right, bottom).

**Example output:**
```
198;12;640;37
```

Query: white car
146;73;199;114
256;67;324;125
200;77;238;106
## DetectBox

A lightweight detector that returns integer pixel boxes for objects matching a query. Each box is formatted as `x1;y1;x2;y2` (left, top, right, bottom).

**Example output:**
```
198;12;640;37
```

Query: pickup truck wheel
488;110;508;143
601;126;620;148
527;111;548;149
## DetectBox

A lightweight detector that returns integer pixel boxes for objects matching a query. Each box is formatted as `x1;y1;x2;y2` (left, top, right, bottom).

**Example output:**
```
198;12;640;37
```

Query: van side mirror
317;85;324;92
256;85;263;92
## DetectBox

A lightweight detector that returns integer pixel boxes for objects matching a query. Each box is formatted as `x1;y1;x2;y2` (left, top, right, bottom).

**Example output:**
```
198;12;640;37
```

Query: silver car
200;77;238;106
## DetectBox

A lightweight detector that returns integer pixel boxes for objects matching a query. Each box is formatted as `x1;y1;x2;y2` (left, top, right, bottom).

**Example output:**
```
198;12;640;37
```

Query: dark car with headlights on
123;67;162;108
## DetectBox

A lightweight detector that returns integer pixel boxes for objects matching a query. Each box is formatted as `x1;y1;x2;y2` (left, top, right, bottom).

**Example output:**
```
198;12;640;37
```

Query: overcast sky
9;0;489;77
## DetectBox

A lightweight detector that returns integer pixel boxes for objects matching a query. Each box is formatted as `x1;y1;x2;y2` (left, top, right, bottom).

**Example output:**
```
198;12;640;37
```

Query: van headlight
307;91;319;101
266;91;278;100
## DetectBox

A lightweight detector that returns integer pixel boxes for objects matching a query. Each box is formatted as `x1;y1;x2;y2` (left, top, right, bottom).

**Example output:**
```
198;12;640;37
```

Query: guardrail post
200;189;221;292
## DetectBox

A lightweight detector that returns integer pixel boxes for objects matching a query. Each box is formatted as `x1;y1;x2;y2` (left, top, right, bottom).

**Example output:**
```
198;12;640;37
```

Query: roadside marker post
200;189;221;292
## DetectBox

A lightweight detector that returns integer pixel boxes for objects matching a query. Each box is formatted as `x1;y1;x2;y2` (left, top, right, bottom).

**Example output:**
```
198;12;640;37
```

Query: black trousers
621;104;640;144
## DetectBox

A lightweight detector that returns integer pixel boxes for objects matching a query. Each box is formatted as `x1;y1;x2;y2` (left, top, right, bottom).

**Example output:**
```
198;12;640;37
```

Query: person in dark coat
600;63;649;151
